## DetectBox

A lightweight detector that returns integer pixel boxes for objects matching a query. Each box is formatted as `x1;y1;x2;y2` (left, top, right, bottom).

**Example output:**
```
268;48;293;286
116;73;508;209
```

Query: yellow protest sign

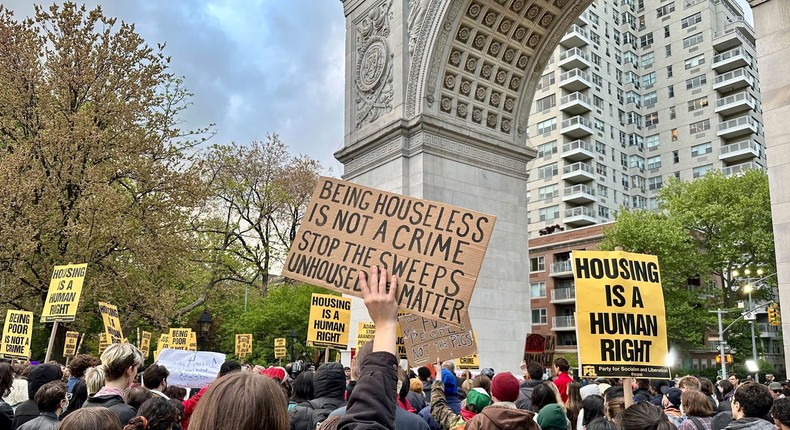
188;331;197;351
98;302;124;343
282;177;497;326
63;331;80;357
307;294;351;349
98;333;110;354
41;263;87;323
140;331;152;358
169;328;191;350
356;322;376;350
274;338;287;359
459;354;479;370
158;334;170;349
573;250;670;378
235;334;252;356
1;310;33;359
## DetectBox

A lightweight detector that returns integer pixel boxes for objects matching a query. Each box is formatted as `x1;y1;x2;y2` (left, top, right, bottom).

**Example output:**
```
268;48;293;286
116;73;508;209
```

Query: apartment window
591;52;602;66
685;0;704;7
642;71;656;87
671;128;678;141
530;256;545;272
641;52;655;68
624;51;639;67
648;176;663;191
633;196;647;209
538;72;555;89
538;163;558;179
596;162;607;176
593;95;604;109
691;142;712;156
666;65;673;78
665;44;672;57
649;197;659;210
640;32;654;48
621;152;629;168
532;308;547;325
624;32;638;47
589;12;600;24
689;119;711;134
594;118;605;132
646;134;660;149
539;205;560;221
538;184;559;200
686;73;707;90
681;12;702;28
645;111;659;127
530;282;546;298
630;155;645;169
687;96;708;111
537;117;557;134
685;54;705;70
668;85;675;98
638;15;646;29
537;140;557;157
592;73;603;87
669;106;676;120
673;150;679;163
627;112;643;128
535;95;556;112
599;206;611;219
664;25;670;38
644;91;657;107
683;32;704;49
647;155;662;169
597;184;609;197
595;141;607;155
656;2;675;17
590;32;601;45
625;71;640;87
692;164;713;178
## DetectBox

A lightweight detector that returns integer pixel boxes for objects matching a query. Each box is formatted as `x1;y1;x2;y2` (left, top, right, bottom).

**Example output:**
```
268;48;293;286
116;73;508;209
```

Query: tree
601;169;775;349
0;3;210;330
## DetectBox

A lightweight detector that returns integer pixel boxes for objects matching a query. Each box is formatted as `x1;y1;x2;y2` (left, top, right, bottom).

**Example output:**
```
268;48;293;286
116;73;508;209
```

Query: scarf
398;397;415;413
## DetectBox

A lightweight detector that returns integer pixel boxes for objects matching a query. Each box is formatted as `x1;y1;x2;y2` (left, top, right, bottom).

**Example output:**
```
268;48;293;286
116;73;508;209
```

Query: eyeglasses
774;390;782;394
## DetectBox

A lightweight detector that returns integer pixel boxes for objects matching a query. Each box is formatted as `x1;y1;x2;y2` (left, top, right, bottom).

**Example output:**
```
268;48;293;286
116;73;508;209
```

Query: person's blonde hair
101;343;144;381
85;366;105;396
189;372;289;430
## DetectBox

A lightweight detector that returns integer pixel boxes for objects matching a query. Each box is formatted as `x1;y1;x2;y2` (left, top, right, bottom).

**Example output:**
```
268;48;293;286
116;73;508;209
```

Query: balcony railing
553;315;576;328
713;47;750;65
550;260;573;275
559;47;589;62
723;161;760;176
720;139;759;156
560;92;590;105
718;115;757;132
716;91;754;108
562;161;594;175
564;206;595;218
560;68;590;82
552;288;576;301
564;184;595;196
565;24;588;38
561;116;591;129
714;68;752;85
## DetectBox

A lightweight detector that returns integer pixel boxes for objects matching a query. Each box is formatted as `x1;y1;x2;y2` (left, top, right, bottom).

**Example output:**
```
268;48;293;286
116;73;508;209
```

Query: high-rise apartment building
525;0;765;238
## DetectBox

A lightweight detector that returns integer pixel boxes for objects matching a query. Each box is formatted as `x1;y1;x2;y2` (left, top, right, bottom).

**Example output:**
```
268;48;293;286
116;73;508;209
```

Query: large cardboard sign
282;177;496;325
169;328;191;350
156;349;226;388
98;302;124;343
63;331;80;357
274;338;287;359
574;250;670;378
41;263;87;323
307;294;351;349
1;310;33;359
399;313;477;366
235;334;252;356
524;334;556;368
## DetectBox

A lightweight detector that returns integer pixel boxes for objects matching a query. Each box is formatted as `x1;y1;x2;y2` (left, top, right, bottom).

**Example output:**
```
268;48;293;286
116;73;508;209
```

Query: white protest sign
155;348;226;388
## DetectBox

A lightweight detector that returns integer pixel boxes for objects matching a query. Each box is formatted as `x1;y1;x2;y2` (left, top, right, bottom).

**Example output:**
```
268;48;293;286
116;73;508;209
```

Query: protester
181;360;240;430
764;374;775;386
419;369;461;430
651;380;671;406
678;390;714;430
770;382;785;400
516;361;544;411
620;402;675;430
169;399;184;430
62;379;89;419
82;343;144;425
770;397;790;430
633;379;652;403
142;365;170;399
406;378;427;413
552;357;573;403
679;375;702;392
585;417;618;430
700;378;719;408
430;358;491;430
84;367;105;397
418;367;433;401
163;386;187;402
717;380;736;413
123;397;180;430
58;408;123;430
728;374;740;388
725;381;775;430
566;382;583;426
68;356;99;394
12;363;63;429
662;387;684;427
605;398;625;424
17;381;67;430
0;363;14;429
397;369;415;413
578;394;605;430
124;387;152;413
290;371;314;411
289;361;346;430
533;383;569;430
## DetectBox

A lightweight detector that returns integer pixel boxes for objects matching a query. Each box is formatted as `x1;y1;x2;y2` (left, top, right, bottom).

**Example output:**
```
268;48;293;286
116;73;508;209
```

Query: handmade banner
63;331;80;357
399;313;477;366
169;328;191;350
140;331;152;358
459;354;480;370
1;310;33;360
574;250;670;378
307;294;351;349
282;177;496;325
274;338;287;359
523;333;556;368
41;263;88;323
156;349;226;388
235;334;252;356
98;302;124;343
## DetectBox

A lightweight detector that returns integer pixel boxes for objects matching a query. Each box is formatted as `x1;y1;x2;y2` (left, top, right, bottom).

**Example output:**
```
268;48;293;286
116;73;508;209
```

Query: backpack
305;399;339;429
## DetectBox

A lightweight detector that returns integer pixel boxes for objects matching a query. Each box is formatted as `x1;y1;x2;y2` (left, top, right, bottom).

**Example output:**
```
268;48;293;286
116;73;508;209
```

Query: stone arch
406;0;593;145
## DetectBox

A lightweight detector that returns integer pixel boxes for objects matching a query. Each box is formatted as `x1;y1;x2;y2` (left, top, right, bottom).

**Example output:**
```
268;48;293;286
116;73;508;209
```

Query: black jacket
516;379;543;411
12;364;62;430
83;394;136;425
338;351;397;430
290;362;347;430
0;400;11;430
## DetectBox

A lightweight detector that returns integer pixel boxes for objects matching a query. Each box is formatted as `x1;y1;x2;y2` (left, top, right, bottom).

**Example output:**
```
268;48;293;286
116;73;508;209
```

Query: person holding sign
83;343;145;425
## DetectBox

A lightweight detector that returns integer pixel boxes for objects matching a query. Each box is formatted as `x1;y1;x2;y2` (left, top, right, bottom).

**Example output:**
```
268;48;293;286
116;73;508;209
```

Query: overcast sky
5;0;753;174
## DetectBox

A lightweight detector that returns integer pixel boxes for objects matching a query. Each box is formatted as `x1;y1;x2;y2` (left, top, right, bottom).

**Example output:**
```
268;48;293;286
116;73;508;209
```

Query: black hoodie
12;364;63;430
289;362;347;430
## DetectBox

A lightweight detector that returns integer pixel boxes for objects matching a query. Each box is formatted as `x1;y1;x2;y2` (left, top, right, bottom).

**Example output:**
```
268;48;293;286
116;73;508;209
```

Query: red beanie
491;373;520;402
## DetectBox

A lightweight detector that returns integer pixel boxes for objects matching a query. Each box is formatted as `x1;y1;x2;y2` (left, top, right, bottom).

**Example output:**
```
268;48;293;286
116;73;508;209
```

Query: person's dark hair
170;398;184;422
123;397;179;430
650;379;670;395
62;378;89;418
733;381;773;418
60;408;123;430
417;366;431;381
398;368;410;401
604;385;624;402
142;364;169;390
636;378;650;391
717;379;734;397
291;370;314;403
586;417;619;430
531;383;558;411
527;362;544;381
69;354;99;379
553;357;570;372
566;382;583;425
681;389;713;417
581;394;605;426
605;398;625;422
125;386;152;411
471;374;491;394
770;397;790;427
35;380;67;413
728;373;739;379
163;385;187;401
189;372;289;430
219;360;241;377
698;377;715;397
0;362;14;397
620;401;674;430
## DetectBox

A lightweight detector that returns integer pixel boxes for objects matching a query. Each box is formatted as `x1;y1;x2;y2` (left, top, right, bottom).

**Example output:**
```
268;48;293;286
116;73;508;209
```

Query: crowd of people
0;268;788;430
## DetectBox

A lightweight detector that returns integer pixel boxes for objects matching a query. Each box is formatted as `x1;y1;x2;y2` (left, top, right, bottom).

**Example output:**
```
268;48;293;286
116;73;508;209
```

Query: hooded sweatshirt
515;380;542;411
464;403;538;430
537;403;569;430
290;362;347;430
12;364;63;430
723;417;776;430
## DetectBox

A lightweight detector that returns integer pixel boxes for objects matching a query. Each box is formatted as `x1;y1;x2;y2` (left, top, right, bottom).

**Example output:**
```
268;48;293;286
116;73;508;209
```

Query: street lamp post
289;329;297;362
197;309;213;351
744;284;759;382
